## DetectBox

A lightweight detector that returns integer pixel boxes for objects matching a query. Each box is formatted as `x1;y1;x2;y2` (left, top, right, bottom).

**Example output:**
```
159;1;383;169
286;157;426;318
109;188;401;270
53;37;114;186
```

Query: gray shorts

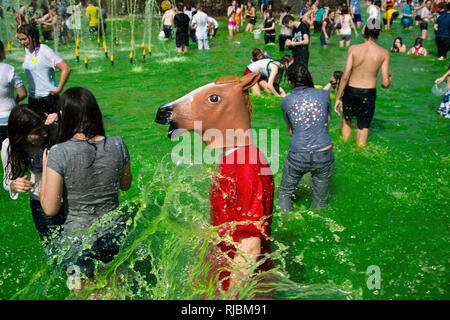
339;34;352;41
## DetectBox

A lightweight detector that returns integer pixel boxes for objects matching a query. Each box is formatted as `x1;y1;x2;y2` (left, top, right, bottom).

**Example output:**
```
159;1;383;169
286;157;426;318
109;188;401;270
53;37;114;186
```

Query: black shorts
420;21;428;30
176;32;189;47
249;18;256;25
342;86;377;129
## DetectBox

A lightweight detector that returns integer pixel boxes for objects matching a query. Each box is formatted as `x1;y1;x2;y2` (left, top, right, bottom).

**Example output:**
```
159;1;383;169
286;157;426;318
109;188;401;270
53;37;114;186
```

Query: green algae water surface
0;9;448;300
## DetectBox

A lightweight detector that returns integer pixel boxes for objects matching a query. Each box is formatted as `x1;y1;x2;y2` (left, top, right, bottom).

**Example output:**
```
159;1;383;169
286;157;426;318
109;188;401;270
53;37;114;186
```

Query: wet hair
252;48;264;61
177;3;184;11
341;4;349;14
282;14;295;26
0;40;5;61
286;63;314;88
364;17;381;40
7;105;47;180
56;87;105;145
280;54;294;67
284;5;291;13
391;37;403;52
17;24;40;50
333;71;343;84
265;10;273;18
414;37;424;47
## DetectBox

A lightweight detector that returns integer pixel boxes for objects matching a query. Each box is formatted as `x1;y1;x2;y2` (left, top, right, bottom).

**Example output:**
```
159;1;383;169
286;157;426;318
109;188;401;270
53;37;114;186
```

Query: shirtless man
334;18;392;148
161;5;176;40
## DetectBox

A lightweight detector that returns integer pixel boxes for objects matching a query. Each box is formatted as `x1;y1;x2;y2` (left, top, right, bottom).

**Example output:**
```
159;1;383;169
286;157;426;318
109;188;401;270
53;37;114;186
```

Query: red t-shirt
209;145;274;291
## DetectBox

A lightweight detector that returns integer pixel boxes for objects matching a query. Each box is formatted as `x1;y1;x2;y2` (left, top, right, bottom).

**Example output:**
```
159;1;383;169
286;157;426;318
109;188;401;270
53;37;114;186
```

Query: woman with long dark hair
407;37;428;56
40;87;132;290
1;105;65;245
391;37;407;53
16;23;71;114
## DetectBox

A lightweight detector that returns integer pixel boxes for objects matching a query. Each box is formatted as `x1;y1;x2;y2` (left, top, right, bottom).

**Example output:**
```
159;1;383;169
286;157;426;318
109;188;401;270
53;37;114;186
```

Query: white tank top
248;59;276;78
340;15;352;35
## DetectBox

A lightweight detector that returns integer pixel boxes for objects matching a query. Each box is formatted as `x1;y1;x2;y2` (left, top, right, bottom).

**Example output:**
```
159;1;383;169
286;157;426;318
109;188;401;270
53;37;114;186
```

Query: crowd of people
0;0;448;297
0;0;105;45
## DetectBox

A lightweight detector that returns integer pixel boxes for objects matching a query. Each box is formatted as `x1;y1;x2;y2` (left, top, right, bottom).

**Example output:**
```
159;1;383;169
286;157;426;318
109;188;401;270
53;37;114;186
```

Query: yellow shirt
86;5;99;27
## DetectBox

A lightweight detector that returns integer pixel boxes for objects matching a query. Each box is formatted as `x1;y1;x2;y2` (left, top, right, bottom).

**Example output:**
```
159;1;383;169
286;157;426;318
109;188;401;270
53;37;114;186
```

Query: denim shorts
278;148;334;211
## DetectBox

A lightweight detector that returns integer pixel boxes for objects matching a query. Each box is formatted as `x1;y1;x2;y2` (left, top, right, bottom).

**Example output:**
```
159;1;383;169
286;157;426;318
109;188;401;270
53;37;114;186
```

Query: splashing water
10;156;360;300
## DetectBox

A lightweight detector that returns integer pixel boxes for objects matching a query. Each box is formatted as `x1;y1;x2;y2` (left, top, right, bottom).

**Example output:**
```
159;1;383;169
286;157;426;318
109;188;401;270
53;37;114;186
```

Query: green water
0;11;448;299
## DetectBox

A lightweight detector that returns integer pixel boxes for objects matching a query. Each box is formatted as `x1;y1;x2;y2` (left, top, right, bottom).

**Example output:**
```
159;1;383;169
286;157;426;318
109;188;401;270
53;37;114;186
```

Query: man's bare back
347;41;391;89
162;8;175;26
334;33;392;147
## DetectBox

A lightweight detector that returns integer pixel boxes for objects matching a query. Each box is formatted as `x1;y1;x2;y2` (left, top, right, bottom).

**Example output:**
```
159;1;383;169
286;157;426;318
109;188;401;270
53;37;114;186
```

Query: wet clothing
174;13;190;48
291;22;310;66
320;18;335;45
192;11;209;49
0;63;24;127
47;136;129;238
86;5;99;27
174;12;190;32
281;86;332;152
342;86;377;129
402;4;414;28
2;139;65;245
23;44;63;100
263;18;276;43
209;145;274;292
279;86;334;210
246;58;275;79
351;0;362;23
279;13;293;51
314;8;326;33
278;148;334;210
436;12;450;58
438;89;450;118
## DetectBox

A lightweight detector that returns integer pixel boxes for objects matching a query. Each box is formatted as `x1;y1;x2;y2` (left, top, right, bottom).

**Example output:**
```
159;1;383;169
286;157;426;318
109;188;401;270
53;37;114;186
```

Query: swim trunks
176;32;189;47
342;86;377;129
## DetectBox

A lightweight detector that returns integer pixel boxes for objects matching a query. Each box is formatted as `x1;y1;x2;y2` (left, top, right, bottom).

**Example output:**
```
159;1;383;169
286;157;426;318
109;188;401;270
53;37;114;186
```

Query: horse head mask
155;72;261;149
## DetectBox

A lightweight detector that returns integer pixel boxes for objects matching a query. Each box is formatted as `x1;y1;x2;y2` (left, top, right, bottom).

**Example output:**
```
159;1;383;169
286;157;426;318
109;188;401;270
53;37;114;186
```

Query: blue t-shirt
281;87;332;152
403;4;413;16
436;12;450;38
350;0;361;15
315;8;326;22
